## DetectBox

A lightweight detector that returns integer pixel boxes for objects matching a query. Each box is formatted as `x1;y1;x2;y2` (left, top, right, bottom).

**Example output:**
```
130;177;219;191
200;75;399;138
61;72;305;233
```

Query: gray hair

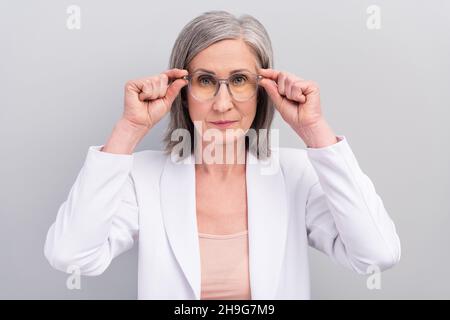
162;10;275;160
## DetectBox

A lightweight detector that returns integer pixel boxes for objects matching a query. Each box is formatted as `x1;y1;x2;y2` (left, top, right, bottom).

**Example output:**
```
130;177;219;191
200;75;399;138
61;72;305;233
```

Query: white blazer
44;135;401;300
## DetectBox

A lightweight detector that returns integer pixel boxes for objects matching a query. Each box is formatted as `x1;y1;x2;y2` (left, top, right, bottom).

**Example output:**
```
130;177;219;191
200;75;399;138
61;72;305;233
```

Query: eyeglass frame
181;71;264;102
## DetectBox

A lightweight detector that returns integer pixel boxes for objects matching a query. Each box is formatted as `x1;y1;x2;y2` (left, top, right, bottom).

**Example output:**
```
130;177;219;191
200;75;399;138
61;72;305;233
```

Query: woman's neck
194;141;247;178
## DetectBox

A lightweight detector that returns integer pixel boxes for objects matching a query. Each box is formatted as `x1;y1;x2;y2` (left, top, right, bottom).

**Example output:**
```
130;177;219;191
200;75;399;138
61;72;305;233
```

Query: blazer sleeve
305;135;401;274
44;145;139;276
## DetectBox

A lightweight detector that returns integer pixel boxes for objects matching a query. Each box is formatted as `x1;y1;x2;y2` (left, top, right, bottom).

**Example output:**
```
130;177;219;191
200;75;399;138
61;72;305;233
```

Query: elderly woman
44;10;401;300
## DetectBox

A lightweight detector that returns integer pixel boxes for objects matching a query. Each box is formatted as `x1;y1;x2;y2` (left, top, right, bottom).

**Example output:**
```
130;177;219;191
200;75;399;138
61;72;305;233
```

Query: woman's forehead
188;39;259;75
188;58;259;75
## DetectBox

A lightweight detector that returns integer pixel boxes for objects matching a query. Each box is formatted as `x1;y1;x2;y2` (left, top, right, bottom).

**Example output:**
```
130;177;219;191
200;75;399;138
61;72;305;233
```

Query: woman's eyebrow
192;68;252;74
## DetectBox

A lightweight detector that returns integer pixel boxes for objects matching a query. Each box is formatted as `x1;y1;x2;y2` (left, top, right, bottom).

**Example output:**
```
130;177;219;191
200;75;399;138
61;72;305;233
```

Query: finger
159;74;168;98
137;80;151;101
297;80;320;104
150;78;161;100
285;77;293;100
278;72;287;96
163;78;189;107
125;80;143;100
139;78;158;101
258;78;284;109
163;68;189;82
291;81;307;103
286;78;301;101
258;68;280;81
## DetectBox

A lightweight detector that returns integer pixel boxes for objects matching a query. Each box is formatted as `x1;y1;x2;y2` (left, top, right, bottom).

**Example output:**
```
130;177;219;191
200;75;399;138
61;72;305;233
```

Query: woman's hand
258;68;338;148
122;68;188;132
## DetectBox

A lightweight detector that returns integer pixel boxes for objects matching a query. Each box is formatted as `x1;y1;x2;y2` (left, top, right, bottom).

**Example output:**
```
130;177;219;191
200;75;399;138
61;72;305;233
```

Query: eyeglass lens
189;72;258;101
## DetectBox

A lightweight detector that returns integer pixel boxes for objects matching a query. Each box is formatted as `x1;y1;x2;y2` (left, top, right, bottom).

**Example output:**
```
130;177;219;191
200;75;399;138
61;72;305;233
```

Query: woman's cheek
187;101;209;123
241;102;257;128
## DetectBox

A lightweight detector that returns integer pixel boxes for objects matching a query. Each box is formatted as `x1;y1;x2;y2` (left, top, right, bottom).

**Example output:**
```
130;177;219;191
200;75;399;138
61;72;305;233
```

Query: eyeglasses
182;71;263;102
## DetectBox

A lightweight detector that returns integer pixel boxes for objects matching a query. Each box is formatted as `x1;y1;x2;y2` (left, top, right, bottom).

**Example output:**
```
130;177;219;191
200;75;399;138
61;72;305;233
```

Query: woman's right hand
122;68;189;132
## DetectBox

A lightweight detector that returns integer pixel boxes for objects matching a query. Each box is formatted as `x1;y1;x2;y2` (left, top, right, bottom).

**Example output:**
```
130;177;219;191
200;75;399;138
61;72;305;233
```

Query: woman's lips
209;120;238;128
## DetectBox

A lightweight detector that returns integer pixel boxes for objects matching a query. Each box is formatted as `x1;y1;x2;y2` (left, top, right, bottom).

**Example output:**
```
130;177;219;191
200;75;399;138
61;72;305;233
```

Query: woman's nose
212;83;233;112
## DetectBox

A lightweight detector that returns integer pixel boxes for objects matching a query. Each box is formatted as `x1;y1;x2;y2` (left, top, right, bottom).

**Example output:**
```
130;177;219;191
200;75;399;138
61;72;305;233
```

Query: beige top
198;230;251;300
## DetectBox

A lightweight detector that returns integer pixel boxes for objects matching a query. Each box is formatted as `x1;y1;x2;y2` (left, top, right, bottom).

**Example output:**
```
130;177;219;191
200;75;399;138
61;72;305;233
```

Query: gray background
1;0;449;299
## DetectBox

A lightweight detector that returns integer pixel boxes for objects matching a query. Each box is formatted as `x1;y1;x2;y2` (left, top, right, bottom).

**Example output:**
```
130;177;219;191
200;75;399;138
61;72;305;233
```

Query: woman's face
186;39;259;145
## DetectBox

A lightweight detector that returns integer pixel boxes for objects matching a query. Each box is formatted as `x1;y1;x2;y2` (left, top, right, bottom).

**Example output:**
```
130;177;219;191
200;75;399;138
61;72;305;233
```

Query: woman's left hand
258;68;338;148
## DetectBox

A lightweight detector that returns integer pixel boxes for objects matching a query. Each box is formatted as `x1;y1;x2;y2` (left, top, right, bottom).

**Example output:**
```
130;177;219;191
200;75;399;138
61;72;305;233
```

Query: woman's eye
198;76;214;86
231;75;247;85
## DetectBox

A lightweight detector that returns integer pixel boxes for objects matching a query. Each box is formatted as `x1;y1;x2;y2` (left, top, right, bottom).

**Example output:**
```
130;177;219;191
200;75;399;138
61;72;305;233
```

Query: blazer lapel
160;148;288;300
160;152;201;299
246;148;288;299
